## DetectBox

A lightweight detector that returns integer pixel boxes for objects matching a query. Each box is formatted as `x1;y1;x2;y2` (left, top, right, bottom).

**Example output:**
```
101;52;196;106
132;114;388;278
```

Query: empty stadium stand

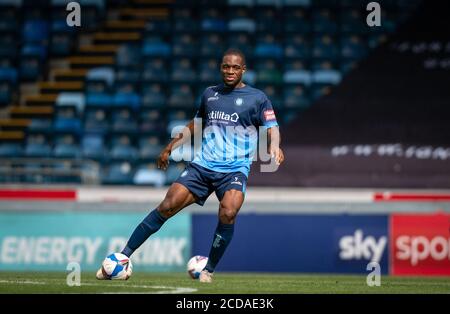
0;0;428;186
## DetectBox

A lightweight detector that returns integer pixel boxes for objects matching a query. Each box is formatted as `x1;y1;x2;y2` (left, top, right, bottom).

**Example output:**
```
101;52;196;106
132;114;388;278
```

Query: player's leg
121;183;197;257
200;188;245;283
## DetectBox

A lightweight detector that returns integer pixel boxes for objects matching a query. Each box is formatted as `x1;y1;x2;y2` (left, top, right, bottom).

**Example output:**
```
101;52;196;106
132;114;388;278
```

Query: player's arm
267;126;284;166
157;119;198;170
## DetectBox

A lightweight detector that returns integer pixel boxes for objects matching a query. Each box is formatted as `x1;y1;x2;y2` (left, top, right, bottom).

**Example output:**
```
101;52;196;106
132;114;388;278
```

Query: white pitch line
0;280;197;294
0;279;47;285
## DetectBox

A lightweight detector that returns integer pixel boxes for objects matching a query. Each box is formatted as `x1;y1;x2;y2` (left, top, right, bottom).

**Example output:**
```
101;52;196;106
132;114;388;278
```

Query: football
187;255;208;279
101;253;133;280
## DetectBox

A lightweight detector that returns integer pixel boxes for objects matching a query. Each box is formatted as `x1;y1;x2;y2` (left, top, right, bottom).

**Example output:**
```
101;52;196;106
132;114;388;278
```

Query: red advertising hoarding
391;213;450;276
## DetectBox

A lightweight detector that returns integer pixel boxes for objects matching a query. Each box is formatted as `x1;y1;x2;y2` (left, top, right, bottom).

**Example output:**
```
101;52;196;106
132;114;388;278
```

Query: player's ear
242;64;246;73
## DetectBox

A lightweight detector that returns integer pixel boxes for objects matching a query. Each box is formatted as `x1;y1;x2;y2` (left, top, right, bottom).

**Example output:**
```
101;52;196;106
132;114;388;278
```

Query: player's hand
157;148;171;170
270;147;284;166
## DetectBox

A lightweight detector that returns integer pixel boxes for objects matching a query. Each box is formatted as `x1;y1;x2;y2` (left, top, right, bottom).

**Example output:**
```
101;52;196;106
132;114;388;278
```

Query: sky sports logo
337;215;450;276
391;214;450;275
339;229;387;264
396;235;450;266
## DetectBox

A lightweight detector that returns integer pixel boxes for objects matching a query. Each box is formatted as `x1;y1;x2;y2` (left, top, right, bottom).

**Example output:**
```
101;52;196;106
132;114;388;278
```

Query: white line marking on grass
0;280;47;285
0;280;197;294
82;282;197;294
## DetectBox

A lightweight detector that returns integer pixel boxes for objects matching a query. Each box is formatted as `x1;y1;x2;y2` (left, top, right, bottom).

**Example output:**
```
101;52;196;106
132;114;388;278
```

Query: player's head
221;48;246;88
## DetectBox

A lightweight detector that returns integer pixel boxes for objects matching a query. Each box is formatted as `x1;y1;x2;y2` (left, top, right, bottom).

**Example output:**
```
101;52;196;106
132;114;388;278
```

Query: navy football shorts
175;162;247;206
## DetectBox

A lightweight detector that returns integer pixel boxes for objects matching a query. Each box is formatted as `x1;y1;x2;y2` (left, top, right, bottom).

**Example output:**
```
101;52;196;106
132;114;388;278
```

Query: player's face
221;54;246;87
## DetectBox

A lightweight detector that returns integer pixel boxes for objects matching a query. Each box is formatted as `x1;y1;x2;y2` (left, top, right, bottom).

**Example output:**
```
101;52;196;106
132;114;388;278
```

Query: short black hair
223;48;246;65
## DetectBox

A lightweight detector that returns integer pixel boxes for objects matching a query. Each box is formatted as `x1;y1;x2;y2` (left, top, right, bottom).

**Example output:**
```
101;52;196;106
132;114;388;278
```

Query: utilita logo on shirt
208;111;239;123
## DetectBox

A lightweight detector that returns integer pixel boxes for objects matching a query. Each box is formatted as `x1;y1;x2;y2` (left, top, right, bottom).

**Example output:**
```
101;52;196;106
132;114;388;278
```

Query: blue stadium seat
82;134;107;160
142;41;171;58
25;143;52;157
311;69;342;85
0;67;18;84
50;32;73;56
312;35;339;61
199;58;221;84
113;92;141;111
102;162;134;185
312;9;338;34
201;7;227;32
83;108;109;134
21;44;47;60
200;34;225;58
340;35;368;60
142;83;166;108
28;119;52;133
139;135;163;161
284;34;311;59
171;58;196;83
19;57;41;81
22;19;49;43
168;84;195;108
283;69;312;85
87;67;115;88
283;85;311;109
133;165;165;186
139;109;166;134
53;118;82;134
172;34;197;58
0;143;23;157
143;58;169;83
116;45;141;67
0;81;12;105
86;92;112;107
283;7;311;33
57;92;85;114
53;143;80;158
109;135;138;161
228;18;256;33
111;108;138;133
145;20;171;35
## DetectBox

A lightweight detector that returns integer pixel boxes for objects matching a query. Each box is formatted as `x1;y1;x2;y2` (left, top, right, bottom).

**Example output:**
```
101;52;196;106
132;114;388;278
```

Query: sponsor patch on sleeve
263;109;276;121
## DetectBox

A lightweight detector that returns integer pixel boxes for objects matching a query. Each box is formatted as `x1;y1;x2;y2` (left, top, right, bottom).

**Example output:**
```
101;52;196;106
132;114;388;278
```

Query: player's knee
219;205;237;224
157;198;178;219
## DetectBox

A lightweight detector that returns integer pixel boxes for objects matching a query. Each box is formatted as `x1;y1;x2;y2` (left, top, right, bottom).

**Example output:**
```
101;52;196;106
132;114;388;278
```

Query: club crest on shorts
181;170;188;177
231;176;243;186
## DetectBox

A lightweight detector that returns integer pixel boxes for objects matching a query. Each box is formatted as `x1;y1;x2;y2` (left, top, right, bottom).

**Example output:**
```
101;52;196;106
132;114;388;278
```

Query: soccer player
96;48;284;283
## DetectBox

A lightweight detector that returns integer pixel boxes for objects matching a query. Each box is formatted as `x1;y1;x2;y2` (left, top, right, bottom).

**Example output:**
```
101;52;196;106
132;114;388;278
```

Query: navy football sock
121;209;167;257
204;222;235;273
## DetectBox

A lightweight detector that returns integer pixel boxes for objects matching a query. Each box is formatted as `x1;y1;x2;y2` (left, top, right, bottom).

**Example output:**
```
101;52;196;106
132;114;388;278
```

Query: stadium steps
0;130;25;141
2;0;171;150
78;45;119;56
24;94;58;107
10;106;54;120
52;69;89;82
92;32;142;45
119;8;169;19
68;56;115;68
38;81;84;94
0;119;30;131
105;20;147;32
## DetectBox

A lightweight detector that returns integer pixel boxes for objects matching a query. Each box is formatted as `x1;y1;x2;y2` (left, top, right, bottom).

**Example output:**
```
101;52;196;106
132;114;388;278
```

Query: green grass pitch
0;272;449;294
